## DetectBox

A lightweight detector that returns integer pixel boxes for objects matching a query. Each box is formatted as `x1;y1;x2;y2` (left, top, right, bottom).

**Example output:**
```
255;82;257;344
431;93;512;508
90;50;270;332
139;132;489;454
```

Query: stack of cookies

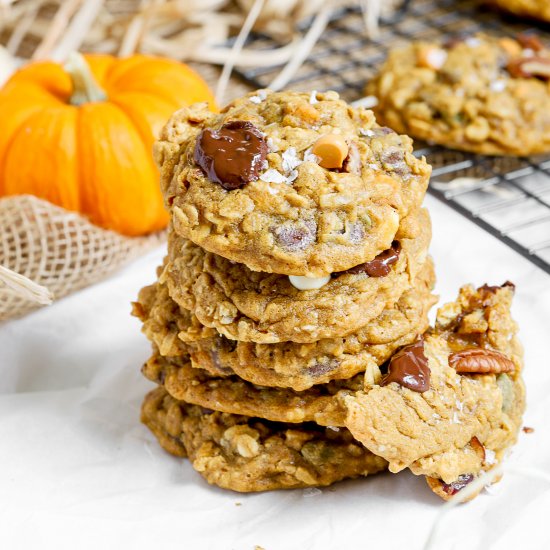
133;90;525;500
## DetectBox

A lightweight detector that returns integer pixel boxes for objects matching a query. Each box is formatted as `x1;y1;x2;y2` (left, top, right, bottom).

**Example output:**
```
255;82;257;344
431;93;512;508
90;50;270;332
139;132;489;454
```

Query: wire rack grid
234;0;550;275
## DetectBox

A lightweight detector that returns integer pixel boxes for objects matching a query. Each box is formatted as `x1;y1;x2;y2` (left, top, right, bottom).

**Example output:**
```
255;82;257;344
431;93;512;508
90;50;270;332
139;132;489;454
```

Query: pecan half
507;57;550;80
469;436;485;462
449;348;515;374
516;33;544;52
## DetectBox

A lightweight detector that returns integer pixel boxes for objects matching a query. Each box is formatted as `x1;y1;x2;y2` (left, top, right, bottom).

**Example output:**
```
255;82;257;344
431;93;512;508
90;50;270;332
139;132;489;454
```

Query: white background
1;195;549;550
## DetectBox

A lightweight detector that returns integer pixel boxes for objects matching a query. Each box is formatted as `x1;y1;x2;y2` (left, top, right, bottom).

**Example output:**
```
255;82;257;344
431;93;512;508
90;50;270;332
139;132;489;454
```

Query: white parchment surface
1;196;549;550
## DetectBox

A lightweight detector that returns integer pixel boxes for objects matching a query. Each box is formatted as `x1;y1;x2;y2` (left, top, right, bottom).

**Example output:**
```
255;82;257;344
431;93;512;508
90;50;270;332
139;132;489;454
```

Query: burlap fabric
0;195;163;321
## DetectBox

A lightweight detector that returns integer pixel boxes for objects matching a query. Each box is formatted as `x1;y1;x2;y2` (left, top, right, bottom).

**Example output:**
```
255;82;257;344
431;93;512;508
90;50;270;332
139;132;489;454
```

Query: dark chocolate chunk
381;339;430;393
336;241;401;278
194;120;268;190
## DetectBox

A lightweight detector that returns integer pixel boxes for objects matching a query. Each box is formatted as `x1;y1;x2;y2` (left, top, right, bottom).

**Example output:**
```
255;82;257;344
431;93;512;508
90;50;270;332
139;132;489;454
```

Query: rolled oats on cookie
160;208;431;343
134;258;435;390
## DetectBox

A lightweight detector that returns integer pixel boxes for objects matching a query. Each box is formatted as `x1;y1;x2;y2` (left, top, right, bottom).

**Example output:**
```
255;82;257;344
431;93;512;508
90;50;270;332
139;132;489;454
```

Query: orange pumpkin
0;53;215;236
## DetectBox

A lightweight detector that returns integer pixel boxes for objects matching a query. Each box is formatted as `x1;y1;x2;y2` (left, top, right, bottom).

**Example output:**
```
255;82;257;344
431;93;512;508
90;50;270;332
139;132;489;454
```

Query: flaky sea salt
360;128;376;137
260;169;286;184
303;147;320;163
309;90;319;104
282;147;302;173
249;89;268;104
266;137;279;153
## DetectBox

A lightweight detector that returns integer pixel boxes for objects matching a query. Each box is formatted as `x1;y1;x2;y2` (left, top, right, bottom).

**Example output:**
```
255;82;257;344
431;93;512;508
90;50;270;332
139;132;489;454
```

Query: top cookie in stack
155;90;431;278
136;90;436;494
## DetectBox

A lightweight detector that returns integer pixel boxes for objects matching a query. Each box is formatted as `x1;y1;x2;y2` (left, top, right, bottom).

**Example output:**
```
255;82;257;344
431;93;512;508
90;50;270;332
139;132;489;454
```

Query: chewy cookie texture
490;0;550;21
135;89;525;500
368;32;550;155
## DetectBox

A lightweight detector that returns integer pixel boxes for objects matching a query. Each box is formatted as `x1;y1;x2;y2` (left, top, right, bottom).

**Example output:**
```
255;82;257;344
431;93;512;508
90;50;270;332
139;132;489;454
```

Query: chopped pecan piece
516;33;544;52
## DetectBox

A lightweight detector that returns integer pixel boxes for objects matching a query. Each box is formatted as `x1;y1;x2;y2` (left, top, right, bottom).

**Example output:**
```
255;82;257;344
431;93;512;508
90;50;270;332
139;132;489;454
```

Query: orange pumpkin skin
0;54;215;236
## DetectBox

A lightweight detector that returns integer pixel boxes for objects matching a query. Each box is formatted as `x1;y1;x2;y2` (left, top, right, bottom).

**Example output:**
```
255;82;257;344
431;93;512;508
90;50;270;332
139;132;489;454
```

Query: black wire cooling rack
234;0;550;275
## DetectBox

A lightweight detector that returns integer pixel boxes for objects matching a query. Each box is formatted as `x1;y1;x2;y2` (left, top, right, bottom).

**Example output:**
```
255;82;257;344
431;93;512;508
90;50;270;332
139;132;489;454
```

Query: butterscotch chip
141;387;388;492
155;90;430;276
311;134;349;168
367;32;550;155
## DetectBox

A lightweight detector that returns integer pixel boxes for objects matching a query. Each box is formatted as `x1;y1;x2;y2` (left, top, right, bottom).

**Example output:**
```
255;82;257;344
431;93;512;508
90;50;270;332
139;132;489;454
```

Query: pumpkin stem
64;52;107;106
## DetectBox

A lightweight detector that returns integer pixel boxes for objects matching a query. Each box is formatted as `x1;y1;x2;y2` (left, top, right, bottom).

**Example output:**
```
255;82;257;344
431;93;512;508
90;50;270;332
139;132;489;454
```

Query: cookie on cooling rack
367;32;550;156
489;0;550;22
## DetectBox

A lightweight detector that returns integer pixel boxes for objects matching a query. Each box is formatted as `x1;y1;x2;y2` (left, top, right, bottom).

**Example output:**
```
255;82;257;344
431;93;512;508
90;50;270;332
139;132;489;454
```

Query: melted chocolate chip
441;474;474;496
381;339;430;393
272;220;317;252
337;241;401;278
480;281;516;294
194;120;268;190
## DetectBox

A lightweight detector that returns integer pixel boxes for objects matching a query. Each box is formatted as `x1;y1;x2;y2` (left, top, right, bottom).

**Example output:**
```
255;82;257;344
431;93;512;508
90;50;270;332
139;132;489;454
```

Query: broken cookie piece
343;282;525;500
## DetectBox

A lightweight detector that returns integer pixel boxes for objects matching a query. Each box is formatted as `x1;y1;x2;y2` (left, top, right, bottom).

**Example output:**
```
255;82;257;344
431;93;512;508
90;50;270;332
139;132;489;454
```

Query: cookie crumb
522;426;534;434
235;502;242;506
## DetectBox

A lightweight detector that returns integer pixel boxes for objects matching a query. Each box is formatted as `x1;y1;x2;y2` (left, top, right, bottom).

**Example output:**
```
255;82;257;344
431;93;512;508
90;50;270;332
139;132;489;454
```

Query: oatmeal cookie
343;283;525;500
368;32;550;155
154;90;431;276
134;258;436;390
143;353;358;426
161;208;431;344
141;386;388;492
490;0;550;21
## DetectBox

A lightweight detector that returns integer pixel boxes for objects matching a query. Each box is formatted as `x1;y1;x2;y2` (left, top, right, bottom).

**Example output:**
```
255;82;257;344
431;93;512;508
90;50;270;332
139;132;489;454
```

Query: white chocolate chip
289;274;331;290
352;95;379;109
